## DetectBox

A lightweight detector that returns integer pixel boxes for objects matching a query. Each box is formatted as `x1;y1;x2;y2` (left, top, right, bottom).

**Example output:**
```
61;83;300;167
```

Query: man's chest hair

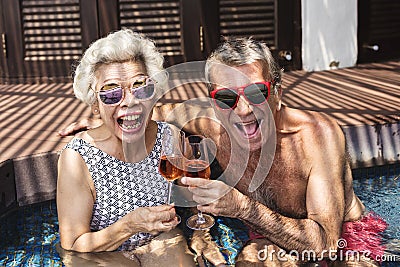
238;155;309;218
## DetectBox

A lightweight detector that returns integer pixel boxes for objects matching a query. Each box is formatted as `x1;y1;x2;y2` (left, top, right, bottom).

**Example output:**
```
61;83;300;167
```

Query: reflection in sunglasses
210;81;271;110
98;77;155;105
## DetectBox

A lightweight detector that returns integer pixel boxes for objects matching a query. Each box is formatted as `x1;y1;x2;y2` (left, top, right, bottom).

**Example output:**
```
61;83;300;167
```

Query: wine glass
158;127;184;222
184;135;215;230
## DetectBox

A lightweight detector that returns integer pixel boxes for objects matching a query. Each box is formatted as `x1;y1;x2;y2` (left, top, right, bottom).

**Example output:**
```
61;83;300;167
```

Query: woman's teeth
118;115;141;129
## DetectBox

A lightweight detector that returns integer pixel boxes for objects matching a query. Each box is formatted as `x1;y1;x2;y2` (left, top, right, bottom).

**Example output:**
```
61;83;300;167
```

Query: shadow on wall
343;122;400;168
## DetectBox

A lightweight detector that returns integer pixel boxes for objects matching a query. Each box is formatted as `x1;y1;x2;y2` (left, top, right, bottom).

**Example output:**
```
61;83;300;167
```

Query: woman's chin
119;123;145;143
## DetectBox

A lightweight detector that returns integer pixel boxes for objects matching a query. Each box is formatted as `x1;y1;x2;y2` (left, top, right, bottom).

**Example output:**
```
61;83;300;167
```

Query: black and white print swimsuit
64;121;170;251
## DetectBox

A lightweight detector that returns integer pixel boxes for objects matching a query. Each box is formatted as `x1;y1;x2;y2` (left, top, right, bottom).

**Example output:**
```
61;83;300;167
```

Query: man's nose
234;95;253;115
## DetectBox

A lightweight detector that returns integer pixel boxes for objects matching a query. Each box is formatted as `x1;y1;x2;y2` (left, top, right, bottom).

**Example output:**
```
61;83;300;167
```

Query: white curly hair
73;29;165;105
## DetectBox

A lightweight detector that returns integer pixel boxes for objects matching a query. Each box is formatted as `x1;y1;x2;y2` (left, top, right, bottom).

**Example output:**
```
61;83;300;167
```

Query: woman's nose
121;88;139;107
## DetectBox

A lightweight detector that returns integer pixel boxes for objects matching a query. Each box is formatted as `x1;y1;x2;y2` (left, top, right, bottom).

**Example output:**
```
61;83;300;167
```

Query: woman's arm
57;148;178;252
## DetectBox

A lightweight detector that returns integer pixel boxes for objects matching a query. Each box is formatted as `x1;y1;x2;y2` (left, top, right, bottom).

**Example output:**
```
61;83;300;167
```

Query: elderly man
176;38;385;267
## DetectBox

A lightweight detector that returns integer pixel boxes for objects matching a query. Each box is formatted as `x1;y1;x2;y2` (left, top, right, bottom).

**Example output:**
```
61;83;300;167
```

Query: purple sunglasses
98;77;155;105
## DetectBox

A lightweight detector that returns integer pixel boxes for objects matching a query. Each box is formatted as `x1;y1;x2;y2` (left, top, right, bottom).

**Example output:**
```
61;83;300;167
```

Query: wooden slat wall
369;0;400;40
119;0;182;56
358;0;400;63
22;0;82;61
219;0;276;47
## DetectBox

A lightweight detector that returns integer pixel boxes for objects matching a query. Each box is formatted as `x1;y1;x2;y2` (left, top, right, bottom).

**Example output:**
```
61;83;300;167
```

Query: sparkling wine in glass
158;127;184;222
184;135;215;230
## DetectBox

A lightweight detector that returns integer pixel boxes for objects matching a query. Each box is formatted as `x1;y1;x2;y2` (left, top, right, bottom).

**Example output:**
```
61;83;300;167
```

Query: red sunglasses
209;81;271;110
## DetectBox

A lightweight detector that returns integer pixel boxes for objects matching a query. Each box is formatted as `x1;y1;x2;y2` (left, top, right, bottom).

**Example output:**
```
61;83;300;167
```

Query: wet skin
180;62;366;261
58;61;368;265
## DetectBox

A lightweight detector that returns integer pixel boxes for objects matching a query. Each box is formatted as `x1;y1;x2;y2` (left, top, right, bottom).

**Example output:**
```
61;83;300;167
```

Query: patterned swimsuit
64;121;169;250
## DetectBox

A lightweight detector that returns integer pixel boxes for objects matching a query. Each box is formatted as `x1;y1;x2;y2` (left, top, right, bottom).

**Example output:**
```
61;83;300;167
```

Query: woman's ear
91;103;100;115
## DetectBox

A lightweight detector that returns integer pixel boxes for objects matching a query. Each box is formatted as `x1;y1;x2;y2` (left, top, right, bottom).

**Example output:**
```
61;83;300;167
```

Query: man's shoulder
287;107;339;130
284;107;344;144
283;108;347;166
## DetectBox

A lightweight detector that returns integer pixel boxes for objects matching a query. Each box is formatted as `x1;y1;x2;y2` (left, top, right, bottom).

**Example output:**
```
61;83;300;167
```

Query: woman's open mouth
117;114;143;130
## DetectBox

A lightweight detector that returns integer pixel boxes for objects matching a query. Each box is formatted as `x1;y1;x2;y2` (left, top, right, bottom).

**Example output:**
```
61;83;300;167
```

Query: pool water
0;165;399;266
0;201;62;266
352;165;400;264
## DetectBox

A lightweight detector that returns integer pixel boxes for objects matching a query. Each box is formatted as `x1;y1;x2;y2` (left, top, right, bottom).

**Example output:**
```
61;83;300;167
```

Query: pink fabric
248;230;265;240
247;212;388;263
340;212;388;262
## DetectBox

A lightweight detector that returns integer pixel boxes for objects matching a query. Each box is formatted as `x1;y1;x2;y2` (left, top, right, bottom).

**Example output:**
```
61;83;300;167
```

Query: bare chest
246;159;309;218
218;136;311;218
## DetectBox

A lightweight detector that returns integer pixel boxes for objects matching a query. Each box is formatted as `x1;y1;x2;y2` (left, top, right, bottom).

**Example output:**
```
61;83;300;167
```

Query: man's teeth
236;120;259;127
240;121;256;126
235;120;261;137
119;115;141;129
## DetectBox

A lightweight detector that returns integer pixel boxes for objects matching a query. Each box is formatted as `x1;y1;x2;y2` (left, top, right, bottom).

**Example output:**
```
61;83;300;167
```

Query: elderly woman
56;29;195;266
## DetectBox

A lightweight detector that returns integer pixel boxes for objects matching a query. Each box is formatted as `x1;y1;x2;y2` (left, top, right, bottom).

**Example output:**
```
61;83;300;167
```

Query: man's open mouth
234;119;262;138
117;114;143;130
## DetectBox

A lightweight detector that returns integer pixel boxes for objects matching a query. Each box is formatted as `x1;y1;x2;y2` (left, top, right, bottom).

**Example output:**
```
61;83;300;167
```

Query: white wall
302;0;358;71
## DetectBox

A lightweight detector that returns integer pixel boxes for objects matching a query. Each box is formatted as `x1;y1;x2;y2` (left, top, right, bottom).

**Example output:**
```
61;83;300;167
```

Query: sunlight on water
0;201;62;266
0;169;399;266
353;170;400;265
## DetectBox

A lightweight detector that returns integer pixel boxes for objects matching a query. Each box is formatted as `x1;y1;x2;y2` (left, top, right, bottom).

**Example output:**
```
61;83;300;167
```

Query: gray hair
205;37;281;93
73;29;165;105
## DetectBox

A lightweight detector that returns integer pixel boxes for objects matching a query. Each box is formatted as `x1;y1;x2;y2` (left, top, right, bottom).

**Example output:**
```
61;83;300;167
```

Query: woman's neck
83;120;158;162
122;120;158;162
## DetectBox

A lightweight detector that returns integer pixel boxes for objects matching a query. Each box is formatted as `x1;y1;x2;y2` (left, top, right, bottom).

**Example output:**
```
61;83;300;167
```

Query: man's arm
245;117;345;253
154;102;224;137
58;103;222;137
183;116;346;254
58;116;103;137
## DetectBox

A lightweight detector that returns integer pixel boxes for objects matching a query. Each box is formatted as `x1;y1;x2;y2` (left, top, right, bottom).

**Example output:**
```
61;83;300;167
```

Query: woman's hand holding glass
158;127;184;223
124;205;180;236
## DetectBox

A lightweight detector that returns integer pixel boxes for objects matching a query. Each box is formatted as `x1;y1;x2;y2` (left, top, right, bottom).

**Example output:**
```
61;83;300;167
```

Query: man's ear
276;99;282;111
274;85;283;111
